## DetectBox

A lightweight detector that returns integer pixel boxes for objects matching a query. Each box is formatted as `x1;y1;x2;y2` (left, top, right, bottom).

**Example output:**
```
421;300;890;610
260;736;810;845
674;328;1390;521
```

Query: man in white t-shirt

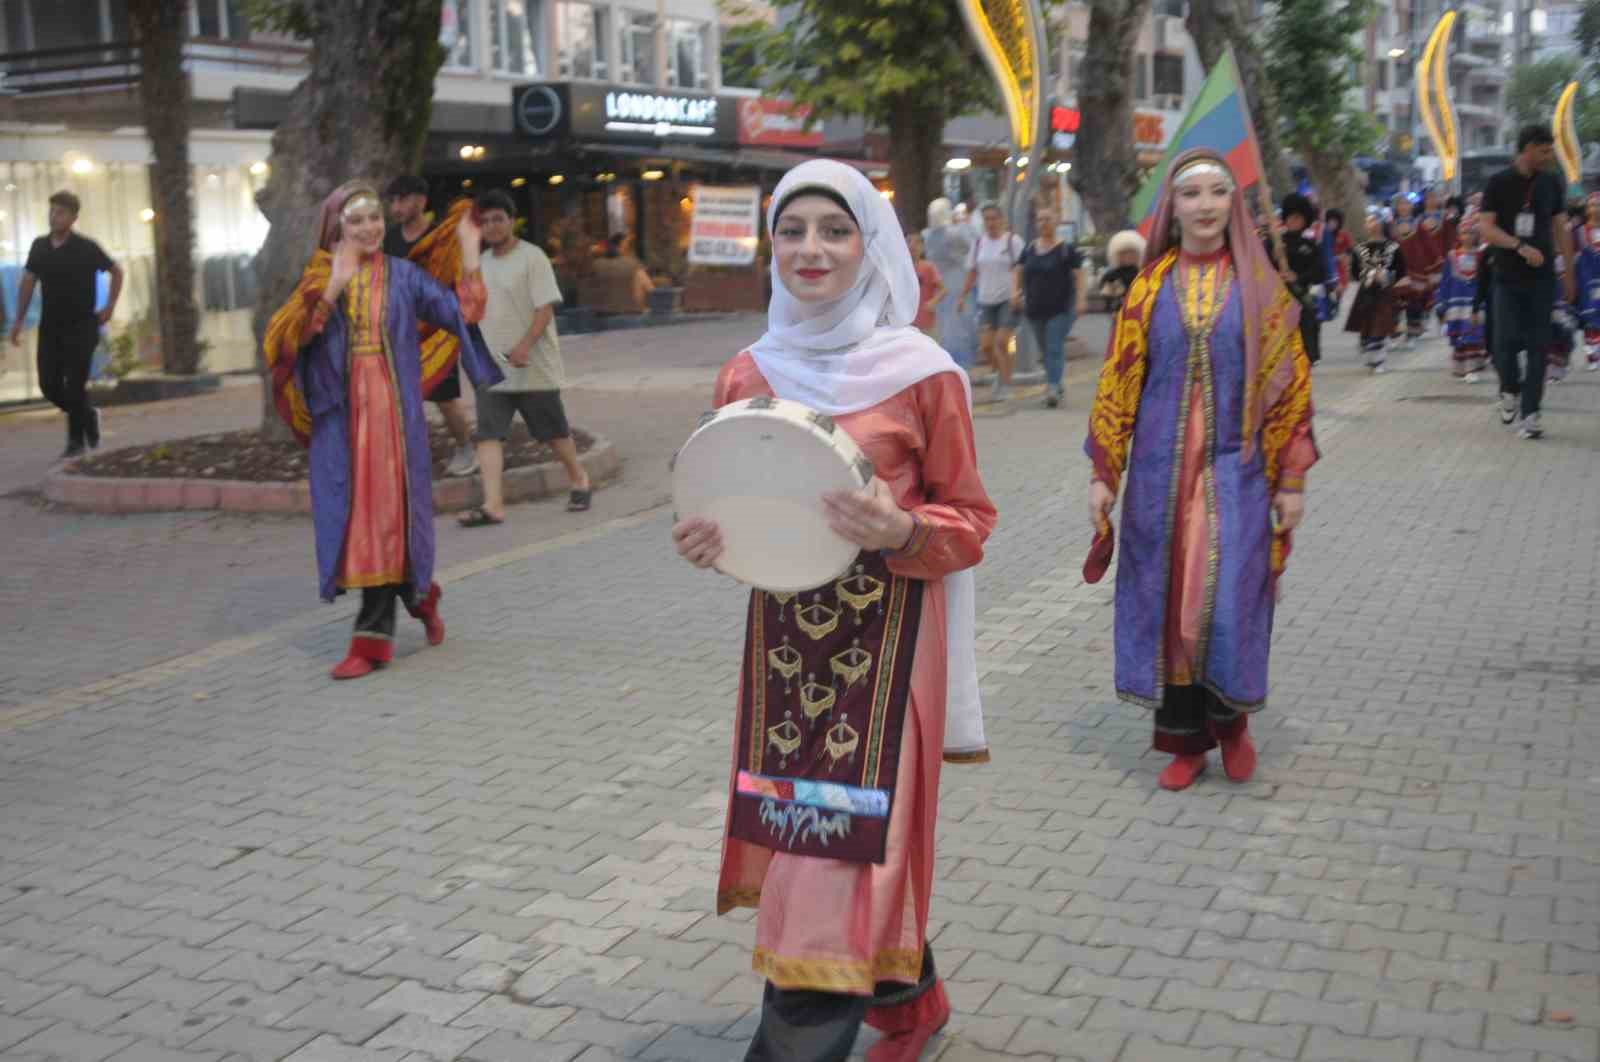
957;202;1025;399
458;190;592;526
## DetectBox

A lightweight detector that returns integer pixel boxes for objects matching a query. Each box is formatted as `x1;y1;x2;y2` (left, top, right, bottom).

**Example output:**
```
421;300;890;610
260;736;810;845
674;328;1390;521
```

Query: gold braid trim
408;198;473;281
1259;322;1313;576
752;946;924;994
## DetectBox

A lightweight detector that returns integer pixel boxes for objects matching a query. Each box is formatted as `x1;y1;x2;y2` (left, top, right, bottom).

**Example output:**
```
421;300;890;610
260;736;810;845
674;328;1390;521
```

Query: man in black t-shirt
383;175;477;476
1269;193;1329;365
8;190;123;458
1477;124;1578;439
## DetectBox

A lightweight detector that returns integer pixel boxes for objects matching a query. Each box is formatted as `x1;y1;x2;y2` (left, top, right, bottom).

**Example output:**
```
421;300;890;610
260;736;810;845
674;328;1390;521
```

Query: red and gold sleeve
886;372;997;581
1085;252;1171;494
1261;329;1319;496
455;270;486;325
261;250;333;446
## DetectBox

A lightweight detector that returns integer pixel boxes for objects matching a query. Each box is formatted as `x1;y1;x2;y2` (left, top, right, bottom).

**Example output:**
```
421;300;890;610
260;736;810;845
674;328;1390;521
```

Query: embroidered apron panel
729;550;924;864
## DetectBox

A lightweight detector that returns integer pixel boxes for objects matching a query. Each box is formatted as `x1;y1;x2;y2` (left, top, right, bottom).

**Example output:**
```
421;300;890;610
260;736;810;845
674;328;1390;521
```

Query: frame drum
672;396;875;592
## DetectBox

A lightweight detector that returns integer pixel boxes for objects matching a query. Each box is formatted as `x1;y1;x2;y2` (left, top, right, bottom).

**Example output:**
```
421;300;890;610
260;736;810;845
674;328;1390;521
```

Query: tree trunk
250;1;445;441
885;93;947;235
1070;0;1151;234
1301;144;1367;236
130;0;201;375
1185;0;1295;198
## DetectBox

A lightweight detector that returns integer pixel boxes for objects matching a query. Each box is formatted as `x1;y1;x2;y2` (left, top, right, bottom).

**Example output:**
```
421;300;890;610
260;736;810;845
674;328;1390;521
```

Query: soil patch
71;423;594;482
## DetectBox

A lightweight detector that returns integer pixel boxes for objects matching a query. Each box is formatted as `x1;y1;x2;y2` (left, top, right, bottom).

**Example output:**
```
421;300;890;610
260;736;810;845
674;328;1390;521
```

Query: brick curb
40;435;620;515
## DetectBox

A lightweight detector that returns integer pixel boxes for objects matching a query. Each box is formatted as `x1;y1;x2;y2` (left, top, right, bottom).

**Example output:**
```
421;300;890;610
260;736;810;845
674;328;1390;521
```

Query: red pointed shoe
414;583;445;646
866;981;950;1062
1220;722;1257;783
330;635;391;680
1158;753;1207;791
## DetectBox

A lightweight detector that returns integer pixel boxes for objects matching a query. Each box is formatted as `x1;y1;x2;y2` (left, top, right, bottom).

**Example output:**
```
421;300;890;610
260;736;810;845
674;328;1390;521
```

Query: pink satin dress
339;255;408;590
713;353;997;995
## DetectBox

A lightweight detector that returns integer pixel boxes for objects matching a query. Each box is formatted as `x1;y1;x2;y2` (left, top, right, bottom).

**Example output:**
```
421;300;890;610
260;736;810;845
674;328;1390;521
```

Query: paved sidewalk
1;324;1598;1062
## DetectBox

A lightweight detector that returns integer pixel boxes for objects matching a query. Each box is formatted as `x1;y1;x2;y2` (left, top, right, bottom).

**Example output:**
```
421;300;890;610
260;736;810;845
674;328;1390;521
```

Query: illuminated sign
604;90;718;138
1416;11;1459;182
511;83;740;146
957;0;1046;155
738;98;824;147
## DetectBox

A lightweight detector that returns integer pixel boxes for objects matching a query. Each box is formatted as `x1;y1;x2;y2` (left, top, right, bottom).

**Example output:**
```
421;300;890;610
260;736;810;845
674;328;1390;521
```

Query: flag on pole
1131;48;1267;237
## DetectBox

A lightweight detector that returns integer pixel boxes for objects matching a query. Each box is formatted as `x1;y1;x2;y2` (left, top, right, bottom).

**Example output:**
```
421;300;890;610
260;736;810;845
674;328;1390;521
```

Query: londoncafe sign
604;91;719;137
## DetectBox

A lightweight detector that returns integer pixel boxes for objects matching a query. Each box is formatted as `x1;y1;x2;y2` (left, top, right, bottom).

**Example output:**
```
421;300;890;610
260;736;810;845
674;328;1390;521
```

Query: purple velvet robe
298;257;501;603
1114;277;1276;709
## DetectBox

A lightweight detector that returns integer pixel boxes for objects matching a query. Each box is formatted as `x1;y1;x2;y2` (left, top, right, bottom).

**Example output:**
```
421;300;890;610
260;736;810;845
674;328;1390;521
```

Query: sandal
457;507;503;528
566;489;592;513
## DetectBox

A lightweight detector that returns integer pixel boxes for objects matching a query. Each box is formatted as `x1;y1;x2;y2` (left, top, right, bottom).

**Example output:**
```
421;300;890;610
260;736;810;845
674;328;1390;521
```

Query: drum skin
672;397;875;593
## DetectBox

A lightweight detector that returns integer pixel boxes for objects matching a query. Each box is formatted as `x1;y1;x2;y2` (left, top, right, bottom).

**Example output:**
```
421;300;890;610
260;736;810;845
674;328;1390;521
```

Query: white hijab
751;159;988;762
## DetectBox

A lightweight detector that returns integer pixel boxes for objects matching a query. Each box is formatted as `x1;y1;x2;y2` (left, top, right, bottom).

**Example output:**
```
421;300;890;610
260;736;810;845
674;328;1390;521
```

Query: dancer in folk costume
673;160;997;1062
1575;193;1600;370
264;181;502;679
1400;207;1446;346
1546;248;1578;383
1346;211;1405;372
1439;215;1489;380
1319;207;1354;310
1084;149;1318;792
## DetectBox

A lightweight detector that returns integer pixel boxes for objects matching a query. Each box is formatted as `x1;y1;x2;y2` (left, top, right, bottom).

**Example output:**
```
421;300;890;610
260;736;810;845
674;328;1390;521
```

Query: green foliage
1263;0;1381;157
1578;0;1600;59
1507;55;1600;146
720;0;998;125
236;0;316;38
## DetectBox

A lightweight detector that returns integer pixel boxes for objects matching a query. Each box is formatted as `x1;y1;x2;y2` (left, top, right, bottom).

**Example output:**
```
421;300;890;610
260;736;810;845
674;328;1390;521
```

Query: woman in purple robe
264;180;502;679
1084;150;1319;792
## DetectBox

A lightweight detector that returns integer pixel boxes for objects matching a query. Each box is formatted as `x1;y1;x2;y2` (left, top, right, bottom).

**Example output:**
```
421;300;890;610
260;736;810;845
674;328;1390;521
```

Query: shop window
666;19;710;90
441;0;474;68
493;0;544;75
1152;53;1184;99
194;0;251;41
557;2;608;80
620;11;658;86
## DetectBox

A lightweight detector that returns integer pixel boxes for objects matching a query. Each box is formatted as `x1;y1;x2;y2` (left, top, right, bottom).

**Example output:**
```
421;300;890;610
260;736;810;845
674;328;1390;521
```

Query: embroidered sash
728;550;923;865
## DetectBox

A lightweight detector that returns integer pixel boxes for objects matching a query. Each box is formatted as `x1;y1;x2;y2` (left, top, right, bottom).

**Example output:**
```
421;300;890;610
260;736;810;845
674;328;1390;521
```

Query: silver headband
340;193;380;219
1172;160;1235;190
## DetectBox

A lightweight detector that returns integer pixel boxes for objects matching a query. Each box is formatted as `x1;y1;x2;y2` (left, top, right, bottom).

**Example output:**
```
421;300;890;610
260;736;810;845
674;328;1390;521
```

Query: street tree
1263;0;1379;225
1507;55;1600;146
1069;0;1151;234
1183;0;1294;196
724;0;998;232
129;0;202;375
1577;0;1600;59
240;0;445;440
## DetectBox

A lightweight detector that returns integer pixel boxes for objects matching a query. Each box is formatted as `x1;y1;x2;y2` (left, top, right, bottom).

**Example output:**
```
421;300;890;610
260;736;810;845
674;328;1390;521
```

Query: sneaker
1373;364;1387;374
1498;393;1518;425
1045;387;1061;409
1462;371;1481;384
1518;412;1543;439
86;408;102;449
1587;355;1600;371
445;444;478;477
59;442;86;461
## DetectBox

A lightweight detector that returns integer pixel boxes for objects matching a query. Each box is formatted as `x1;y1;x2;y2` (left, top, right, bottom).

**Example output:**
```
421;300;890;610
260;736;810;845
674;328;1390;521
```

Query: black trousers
1153;685;1245;755
743;948;937;1062
1299;315;1321;364
1491;276;1556;418
37;319;97;446
354;586;400;640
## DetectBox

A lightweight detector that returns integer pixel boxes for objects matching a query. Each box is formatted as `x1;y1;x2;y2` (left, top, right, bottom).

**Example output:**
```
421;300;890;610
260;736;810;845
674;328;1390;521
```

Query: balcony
1456;100;1500;121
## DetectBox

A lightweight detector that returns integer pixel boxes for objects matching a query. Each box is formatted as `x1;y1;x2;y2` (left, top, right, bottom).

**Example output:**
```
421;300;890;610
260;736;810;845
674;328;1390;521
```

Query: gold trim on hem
338;571;406;590
717;887;763;915
943;748;992;764
752;946;924;995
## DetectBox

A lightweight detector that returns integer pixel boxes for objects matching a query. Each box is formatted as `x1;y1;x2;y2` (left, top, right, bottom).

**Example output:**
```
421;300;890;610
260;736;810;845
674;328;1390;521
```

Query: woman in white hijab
923;197;978;366
672;159;997;1062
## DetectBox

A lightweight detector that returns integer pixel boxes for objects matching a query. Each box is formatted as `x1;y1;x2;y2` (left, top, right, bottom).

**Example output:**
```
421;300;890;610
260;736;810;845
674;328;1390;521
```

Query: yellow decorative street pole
955;0;1049;234
1554;80;1583;194
1416;10;1460;188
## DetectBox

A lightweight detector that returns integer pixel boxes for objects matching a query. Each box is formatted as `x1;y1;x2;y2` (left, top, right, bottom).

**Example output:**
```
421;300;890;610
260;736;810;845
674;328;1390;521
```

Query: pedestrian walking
263;180;502;680
1014;203;1086;408
958;203;1024;400
1477;124;1579;439
921;198;975;363
1399;204;1446;348
671;159;996;1062
1084;149;1318;792
1096;231;1145;314
1319;207;1353;307
1272;193;1327;365
1577;192;1600;370
7;190;123;458
1346;211;1404;372
457;189;591;526
384;175;478;477
906;231;945;340
1439;215;1489;381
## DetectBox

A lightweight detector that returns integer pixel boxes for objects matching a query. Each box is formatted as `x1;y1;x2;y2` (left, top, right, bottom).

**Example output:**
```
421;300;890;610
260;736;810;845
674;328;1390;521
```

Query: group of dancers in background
1341;188;1600;380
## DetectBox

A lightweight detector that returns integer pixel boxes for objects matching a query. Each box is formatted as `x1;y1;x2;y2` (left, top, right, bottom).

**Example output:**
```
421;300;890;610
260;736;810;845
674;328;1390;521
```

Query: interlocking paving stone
4;322;1600;1061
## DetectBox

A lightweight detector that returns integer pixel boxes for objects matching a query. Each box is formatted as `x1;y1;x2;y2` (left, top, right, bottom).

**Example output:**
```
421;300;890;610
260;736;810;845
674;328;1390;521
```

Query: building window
492;0;544;75
8;0;114;50
1134;53;1148;101
666;19;709;90
440;0;474;68
620;11;658;86
557;2;608;80
721;21;761;89
1153;0;1185;16
1376;60;1389;91
194;0;251;41
1151;53;1184;99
